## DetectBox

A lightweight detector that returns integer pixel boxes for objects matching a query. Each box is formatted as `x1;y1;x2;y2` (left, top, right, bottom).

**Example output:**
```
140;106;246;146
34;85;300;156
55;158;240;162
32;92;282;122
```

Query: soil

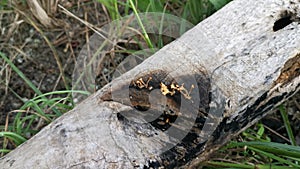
0;0;299;157
0;2;107;125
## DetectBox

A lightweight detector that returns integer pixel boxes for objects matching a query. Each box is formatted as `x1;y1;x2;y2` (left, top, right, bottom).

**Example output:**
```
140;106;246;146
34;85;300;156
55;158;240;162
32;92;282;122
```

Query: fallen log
1;0;299;168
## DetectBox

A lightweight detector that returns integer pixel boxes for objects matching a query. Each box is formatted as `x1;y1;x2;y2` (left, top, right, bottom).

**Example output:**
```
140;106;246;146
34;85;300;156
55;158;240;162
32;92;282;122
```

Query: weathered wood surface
1;0;300;168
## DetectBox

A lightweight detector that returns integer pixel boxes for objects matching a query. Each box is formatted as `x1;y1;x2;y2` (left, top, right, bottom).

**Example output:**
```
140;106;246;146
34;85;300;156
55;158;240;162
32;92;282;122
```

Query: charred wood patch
101;69;213;168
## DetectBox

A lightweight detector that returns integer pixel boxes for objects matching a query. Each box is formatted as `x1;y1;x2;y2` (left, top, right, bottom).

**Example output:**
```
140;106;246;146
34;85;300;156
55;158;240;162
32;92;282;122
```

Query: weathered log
1;0;300;168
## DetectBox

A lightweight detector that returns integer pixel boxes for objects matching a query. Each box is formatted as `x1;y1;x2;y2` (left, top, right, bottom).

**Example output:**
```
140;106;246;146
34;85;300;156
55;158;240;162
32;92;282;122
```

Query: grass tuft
279;105;297;146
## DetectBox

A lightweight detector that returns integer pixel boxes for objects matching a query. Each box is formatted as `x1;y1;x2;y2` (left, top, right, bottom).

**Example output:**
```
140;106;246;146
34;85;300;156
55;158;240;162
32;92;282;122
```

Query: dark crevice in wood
273;9;300;32
273;15;293;31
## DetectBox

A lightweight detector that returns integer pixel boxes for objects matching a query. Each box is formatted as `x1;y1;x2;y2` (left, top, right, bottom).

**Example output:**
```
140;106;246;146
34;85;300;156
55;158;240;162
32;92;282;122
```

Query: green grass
209;0;232;10
0;52;44;97
279;105;297;146
206;141;300;168
0;88;89;155
1;51;89;155
2;1;299;169
98;0;226;49
97;0;120;20
204;119;300;168
0;0;9;9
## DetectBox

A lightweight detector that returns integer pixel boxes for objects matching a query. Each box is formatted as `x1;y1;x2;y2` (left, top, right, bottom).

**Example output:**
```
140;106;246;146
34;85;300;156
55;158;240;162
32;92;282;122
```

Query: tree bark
1;0;300;168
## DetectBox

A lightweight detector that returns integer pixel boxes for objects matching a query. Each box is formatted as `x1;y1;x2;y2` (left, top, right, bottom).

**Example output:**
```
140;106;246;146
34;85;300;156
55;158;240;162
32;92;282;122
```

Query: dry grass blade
58;4;128;52
58;4;115;47
25;0;53;28
13;0;72;29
